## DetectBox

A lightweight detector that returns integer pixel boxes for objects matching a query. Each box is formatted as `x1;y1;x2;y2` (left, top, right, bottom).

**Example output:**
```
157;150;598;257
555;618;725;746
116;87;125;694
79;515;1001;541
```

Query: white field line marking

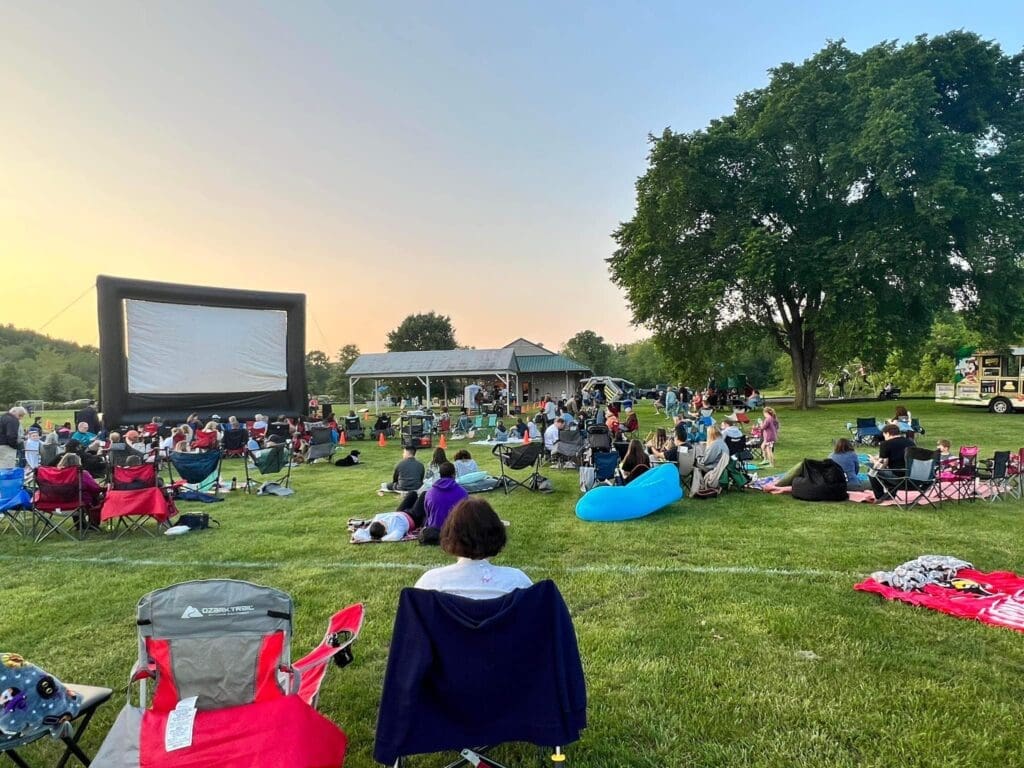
0;554;856;579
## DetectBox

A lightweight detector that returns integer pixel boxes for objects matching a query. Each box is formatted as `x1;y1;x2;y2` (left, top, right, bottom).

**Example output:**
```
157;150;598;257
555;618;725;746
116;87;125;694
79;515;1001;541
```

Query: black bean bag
791;458;849;502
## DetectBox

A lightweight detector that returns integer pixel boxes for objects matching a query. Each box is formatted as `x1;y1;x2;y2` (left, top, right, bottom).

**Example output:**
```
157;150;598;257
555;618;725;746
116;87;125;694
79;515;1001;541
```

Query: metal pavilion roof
345;348;519;378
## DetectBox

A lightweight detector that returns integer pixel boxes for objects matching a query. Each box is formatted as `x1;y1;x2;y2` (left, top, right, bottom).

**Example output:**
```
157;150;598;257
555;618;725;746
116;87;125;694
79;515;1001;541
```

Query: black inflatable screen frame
97;275;306;427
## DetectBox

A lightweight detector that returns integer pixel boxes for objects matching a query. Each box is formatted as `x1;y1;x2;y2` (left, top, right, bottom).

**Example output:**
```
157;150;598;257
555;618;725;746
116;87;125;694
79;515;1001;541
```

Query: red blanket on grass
855;568;1024;632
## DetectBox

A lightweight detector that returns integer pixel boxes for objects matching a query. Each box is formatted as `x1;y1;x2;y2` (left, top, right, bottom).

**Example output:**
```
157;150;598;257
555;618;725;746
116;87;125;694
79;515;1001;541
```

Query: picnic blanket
855;563;1024;633
350;532;418;544
759;482;993;506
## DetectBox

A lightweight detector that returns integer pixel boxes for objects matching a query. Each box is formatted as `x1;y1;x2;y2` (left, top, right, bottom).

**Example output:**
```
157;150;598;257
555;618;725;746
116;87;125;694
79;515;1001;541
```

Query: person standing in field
0;406;27;469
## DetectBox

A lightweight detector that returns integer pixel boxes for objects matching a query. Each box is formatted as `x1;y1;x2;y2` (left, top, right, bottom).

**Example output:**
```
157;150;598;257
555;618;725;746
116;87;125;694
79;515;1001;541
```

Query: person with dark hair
829;437;867;490
869;423;917;499
384;447;425;493
618;438;651;484
414;498;531;598
417;462;469;545
452;449;478;477
428;447;448;478
351;510;417;542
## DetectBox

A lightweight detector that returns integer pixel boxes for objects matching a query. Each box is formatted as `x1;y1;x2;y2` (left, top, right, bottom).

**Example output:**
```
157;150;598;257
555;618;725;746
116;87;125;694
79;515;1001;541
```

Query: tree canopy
561;330;613;375
610;32;1024;408
386;312;458;352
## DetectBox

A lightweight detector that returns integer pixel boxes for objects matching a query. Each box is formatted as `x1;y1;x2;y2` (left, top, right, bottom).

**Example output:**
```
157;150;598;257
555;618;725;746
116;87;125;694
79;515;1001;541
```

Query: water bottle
231;477;237;491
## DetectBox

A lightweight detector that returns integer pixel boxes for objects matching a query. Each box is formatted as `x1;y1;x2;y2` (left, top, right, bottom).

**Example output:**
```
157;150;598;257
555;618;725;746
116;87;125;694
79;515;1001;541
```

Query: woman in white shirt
415;498;531;600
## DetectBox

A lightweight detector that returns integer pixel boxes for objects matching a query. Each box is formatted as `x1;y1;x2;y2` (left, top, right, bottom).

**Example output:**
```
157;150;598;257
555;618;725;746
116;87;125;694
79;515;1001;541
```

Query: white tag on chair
165;696;198;752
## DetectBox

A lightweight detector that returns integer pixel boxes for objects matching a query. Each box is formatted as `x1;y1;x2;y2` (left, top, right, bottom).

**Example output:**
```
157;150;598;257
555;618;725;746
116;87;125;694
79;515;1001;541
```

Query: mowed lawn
3;400;1024;767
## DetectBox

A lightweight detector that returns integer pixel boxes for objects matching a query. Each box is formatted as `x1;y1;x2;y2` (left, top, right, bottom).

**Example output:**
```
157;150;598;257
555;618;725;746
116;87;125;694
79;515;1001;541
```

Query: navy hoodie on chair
373;580;587;765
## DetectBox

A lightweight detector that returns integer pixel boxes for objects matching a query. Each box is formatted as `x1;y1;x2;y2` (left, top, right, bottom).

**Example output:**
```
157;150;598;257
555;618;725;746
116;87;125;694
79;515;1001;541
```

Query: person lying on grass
415;498;531;599
351;510;418;543
768;437;869;491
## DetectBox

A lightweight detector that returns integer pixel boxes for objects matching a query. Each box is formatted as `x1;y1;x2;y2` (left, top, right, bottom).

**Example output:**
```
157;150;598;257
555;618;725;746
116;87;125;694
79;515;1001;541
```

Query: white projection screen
125;300;288;394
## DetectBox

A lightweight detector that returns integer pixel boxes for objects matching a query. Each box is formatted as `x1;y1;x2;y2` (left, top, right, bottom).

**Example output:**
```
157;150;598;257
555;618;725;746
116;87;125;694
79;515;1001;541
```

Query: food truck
935;347;1024;413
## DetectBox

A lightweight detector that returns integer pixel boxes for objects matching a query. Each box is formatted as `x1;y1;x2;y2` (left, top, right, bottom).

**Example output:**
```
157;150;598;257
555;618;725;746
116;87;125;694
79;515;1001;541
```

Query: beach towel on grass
350;532;418;544
856;567;1024;633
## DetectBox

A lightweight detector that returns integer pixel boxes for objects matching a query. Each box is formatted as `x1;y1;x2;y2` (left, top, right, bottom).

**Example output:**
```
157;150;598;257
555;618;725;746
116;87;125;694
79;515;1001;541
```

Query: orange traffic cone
378;431;387;448
523;430;531;444
439;433;447;449
339;430;347;445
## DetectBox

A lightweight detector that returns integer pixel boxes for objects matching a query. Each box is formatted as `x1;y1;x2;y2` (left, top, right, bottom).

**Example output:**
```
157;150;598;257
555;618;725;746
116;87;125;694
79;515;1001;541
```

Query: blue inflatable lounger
575;463;683;522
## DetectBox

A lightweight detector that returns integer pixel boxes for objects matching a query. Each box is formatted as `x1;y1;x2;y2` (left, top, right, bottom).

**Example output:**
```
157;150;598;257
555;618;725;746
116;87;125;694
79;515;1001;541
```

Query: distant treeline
0;324;99;409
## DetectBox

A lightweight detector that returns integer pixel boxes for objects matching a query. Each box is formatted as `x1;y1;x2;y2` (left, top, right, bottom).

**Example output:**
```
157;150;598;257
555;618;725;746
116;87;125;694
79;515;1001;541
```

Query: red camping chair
32;466;89;542
93;580;365;768
191;429;219;451
102;464;177;539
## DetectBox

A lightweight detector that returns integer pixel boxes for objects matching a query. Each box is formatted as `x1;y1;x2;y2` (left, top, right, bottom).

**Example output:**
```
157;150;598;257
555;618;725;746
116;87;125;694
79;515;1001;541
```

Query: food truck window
1008;355;1022;378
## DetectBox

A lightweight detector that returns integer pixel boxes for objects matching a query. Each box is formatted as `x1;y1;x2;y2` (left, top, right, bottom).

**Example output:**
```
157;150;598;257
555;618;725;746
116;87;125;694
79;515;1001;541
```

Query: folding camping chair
0;682;112;768
191;429;219;451
374;581;586;768
585;424;612;454
550;427;584;469
372;414;395;439
344;416;365;441
1008;448;1024;500
676;446;696;485
882;447;941;510
849;418;883;446
937;445;979;503
0;467;32;536
102;463;176;539
92;579;364;768
592;450;619;485
977;451;1014;503
306;425;337;463
31;466;89;543
267;421;292;443
167;448;223;495
245;443;292;493
221;428;249;458
492;441;544;494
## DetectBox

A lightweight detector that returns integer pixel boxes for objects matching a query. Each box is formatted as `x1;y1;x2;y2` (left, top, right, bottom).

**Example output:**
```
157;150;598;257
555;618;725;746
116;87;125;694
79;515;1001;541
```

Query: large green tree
610;33;1024;408
386;312;457;352
561;330;612;375
305;350;331;396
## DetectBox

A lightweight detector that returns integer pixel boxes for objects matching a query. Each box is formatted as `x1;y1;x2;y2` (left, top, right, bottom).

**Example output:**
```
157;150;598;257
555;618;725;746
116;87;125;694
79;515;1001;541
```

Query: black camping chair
372;414;394;439
167;449;223;495
266;421;292;443
345;416;365;441
221;428;249;458
492;441;545;494
586;424;612;453
245;443;292;493
724;435;753;461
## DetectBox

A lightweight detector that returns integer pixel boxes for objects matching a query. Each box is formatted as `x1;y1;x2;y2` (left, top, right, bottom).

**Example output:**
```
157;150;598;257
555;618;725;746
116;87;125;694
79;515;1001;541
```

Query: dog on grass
334;449;362;467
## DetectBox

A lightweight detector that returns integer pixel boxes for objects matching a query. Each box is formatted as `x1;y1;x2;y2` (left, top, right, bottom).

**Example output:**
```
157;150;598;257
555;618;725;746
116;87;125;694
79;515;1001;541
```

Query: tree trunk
789;326;821;410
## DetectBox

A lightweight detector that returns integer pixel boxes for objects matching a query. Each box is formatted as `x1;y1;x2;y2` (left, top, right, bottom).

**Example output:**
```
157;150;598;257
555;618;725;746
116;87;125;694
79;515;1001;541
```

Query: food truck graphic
936;347;1024;413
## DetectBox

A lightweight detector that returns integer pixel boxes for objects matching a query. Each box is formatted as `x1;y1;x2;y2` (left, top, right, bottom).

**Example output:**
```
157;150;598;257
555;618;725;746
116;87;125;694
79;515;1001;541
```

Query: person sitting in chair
70;421;96;447
454;409;473;434
544;417;565;455
868;423;917;500
414;498;531;599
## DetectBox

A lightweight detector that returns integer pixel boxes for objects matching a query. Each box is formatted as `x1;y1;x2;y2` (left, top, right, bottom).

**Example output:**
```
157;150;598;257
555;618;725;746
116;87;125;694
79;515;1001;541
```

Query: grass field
3;400;1024;767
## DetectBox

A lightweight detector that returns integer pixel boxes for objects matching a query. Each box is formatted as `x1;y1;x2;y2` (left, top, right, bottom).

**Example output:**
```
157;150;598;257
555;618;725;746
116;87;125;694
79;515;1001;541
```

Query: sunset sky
2;2;1022;357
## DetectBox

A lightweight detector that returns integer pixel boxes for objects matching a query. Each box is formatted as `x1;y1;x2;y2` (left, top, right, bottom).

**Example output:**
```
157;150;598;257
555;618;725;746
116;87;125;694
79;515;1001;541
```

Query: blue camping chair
849;418;883;446
167;449;223;494
0;467;32;535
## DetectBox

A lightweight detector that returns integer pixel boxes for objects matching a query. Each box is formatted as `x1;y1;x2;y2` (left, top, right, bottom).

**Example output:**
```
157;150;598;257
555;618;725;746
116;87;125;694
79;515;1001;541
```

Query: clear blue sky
2;1;1021;353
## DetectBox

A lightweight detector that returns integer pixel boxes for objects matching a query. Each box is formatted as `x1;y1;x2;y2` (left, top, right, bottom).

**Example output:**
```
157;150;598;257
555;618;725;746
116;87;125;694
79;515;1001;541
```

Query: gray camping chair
306;426;337;463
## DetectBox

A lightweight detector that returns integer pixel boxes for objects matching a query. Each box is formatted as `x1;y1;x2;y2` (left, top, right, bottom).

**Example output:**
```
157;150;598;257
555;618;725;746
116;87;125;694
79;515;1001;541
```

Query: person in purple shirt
420;462;468;545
